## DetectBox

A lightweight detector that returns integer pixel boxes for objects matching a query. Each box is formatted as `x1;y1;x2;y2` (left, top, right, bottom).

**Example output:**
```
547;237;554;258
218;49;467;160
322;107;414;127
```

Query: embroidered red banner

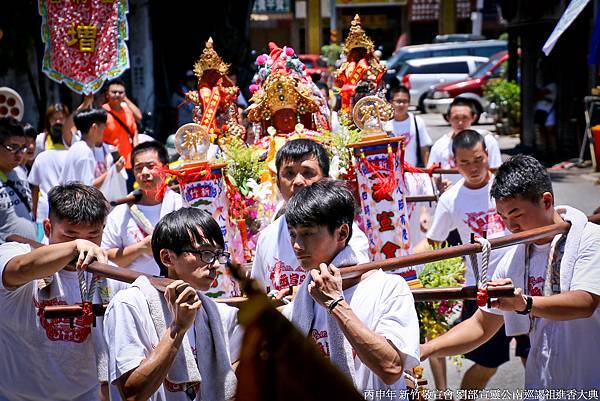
39;0;130;94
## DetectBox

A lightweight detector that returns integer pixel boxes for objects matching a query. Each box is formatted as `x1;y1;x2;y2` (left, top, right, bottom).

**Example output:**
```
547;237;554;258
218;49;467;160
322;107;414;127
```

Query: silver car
393;55;489;111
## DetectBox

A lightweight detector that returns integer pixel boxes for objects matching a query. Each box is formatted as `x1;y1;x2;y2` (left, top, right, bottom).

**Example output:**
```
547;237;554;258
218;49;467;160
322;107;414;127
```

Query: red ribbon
155;163;214;199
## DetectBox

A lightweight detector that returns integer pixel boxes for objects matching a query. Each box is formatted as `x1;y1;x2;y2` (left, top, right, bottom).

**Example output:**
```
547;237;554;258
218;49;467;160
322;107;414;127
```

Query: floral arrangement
319;121;363;180
219;136;278;253
416;248;465;344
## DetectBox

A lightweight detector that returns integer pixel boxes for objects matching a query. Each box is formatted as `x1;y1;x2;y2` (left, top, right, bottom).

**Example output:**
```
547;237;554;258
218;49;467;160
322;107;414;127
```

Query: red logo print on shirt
528;276;545;296
463;209;506;237
268;258;307;291
34;298;91;343
310;329;330;357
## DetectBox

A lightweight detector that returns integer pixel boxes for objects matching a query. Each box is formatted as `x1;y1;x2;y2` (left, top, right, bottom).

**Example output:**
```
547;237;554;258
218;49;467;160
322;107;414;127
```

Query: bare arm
124;97;143;122
116;282;201;401
31;185;39;221
63;95;94;146
331;299;405;384
490;279;600;321
309;264;406;385
105;236;152;268
2;239;107;289
420;308;504;360
420;146;431;167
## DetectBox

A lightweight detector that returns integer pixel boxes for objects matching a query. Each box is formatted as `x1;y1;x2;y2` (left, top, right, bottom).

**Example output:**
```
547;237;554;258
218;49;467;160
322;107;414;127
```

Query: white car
393;56;489;111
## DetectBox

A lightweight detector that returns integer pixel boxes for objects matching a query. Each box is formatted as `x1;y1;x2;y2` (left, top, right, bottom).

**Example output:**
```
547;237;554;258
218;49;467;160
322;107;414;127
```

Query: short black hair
151;208;225;276
285;179;355;245
48;183;110;226
388;85;411;101
73;108;107;136
276;138;330;178
106;78;126;90
451;129;487;155
21;123;37;140
132;141;169;167
447;97;477;117
491;155;553;203
0;116;25;144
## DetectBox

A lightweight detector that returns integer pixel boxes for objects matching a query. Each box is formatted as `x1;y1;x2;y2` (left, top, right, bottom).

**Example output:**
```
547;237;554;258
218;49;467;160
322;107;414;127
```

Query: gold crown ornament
247;71;320;123
342;15;375;55
193;37;230;78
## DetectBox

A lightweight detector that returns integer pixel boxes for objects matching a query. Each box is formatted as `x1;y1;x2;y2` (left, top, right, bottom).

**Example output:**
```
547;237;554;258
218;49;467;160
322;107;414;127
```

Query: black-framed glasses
181;249;230;264
1;143;29;154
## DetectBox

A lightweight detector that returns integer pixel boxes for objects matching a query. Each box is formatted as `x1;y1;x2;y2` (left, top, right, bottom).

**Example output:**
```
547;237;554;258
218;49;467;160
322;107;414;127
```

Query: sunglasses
1;143;29;154
181;249;230;265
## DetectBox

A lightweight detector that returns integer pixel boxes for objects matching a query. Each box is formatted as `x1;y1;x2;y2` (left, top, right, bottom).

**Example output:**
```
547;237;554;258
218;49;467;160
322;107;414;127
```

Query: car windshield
471;53;505;78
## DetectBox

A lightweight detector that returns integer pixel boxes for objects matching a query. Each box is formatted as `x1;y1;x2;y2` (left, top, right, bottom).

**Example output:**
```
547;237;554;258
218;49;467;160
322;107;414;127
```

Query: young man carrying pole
282;179;420;396
103;207;242;401
0;183;126;401
421;155;600;391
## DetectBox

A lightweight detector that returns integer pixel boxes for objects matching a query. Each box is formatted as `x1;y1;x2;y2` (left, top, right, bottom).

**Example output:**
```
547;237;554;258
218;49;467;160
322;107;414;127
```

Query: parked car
384;39;506;81
392;56;489;111
423;50;509;121
298;54;329;79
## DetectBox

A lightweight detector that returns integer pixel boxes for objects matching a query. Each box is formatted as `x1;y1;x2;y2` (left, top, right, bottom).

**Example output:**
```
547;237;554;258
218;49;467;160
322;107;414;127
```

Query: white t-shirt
61;141;113;186
384;113;433;166
104;287;243;401
28;148;68;223
283;270;420;396
486;223;600;391
427;178;510;286
427;131;502;185
0;242;128;401
250;216;371;292
101;190;183;275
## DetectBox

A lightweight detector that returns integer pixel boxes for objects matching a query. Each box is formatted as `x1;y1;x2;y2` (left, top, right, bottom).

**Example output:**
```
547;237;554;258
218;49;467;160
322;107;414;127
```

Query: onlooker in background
427;98;502;189
0;117;38;243
171;70;196;128
102;79;140;171
28;123;69;223
62;108;124;188
102;141;182;276
316;81;341;134
35;103;74;155
385;85;432;167
20;123;37;173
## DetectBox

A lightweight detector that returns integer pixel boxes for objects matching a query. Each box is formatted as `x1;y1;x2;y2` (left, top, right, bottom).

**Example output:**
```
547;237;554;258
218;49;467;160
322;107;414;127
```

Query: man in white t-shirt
251;139;370;294
427;98;502;188
28;137;68;223
0;117;39;243
426;129;527;390
282;180;420;396
384;85;432;167
102;141;182;276
0;183;127;401
422;155;600;393
61;108;125;187
104;207;242;401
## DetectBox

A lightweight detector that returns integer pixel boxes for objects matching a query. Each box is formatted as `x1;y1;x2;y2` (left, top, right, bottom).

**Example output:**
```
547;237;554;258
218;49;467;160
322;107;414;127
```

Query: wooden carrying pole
13;213;599;319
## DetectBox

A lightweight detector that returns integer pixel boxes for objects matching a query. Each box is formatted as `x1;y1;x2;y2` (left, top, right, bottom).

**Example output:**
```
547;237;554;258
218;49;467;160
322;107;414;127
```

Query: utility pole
438;0;456;35
306;0;322;54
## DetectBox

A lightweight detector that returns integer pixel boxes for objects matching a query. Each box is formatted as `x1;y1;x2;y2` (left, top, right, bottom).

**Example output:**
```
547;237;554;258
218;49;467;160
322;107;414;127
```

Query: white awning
543;0;592;55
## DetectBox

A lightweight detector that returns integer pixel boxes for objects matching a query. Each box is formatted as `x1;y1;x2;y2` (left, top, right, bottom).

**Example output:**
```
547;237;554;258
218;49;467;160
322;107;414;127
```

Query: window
440;62;469;73
472;45;506;57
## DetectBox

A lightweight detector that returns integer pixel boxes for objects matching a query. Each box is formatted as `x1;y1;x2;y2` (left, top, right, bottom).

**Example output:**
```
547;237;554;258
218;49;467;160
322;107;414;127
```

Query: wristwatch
516;295;533;315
